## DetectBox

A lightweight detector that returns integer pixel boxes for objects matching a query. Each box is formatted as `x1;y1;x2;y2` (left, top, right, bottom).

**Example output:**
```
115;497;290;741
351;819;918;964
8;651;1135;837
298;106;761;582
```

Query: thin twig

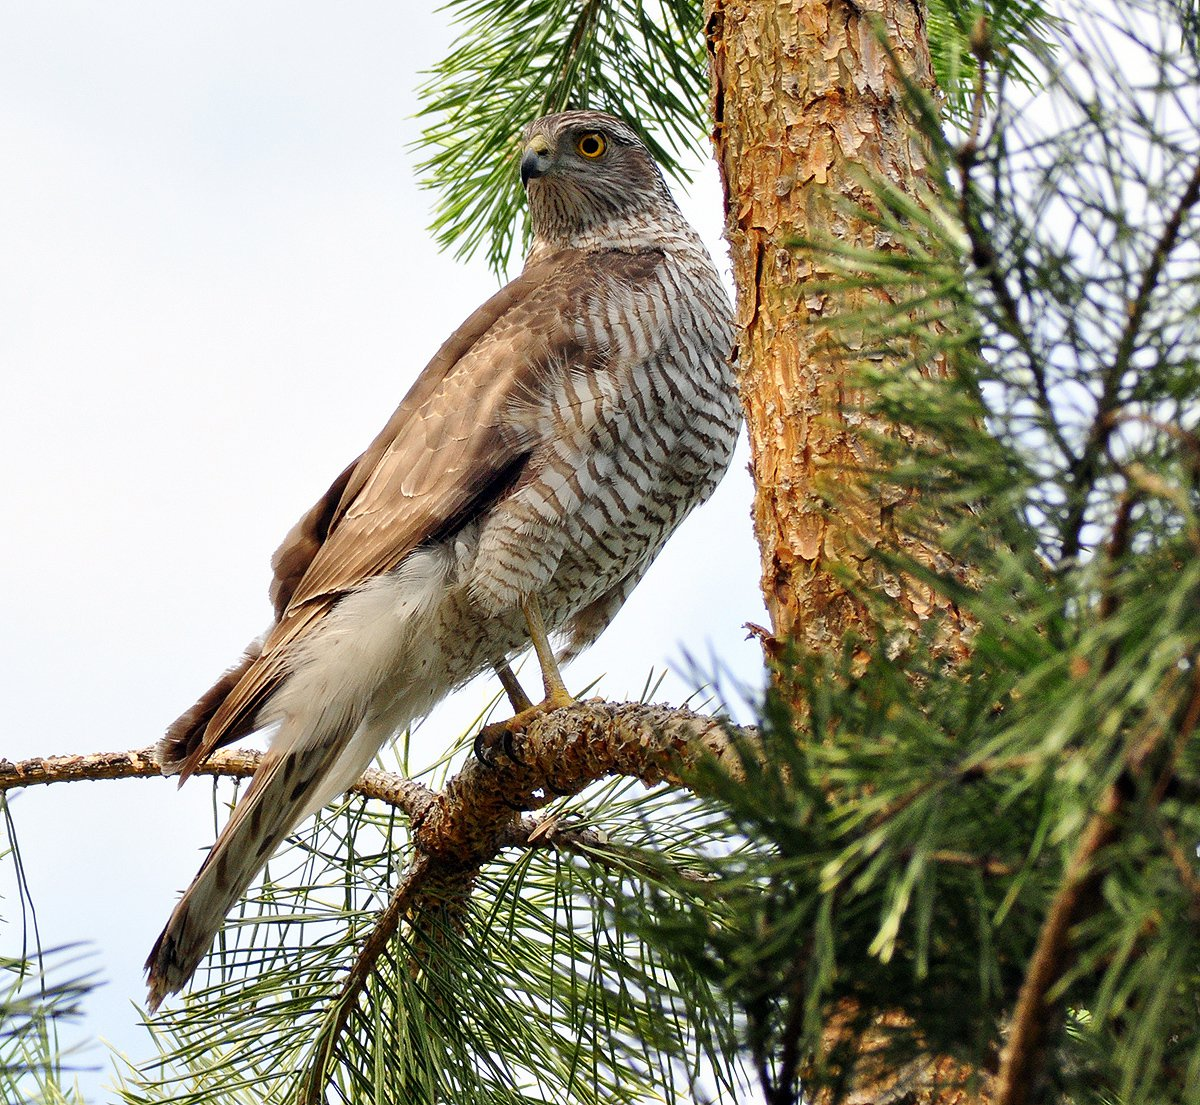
299;852;434;1105
1059;152;1200;564
504;814;719;886
1109;411;1200;465
1160;820;1200;921
0;746;436;819
955;49;1074;466
1151;656;1200;808
926;849;1017;876
994;785;1120;1105
1097;493;1138;677
773;941;813;1105
995;648;1200;1105
0;747;236;789
1118;458;1200;554
865;750;1042;833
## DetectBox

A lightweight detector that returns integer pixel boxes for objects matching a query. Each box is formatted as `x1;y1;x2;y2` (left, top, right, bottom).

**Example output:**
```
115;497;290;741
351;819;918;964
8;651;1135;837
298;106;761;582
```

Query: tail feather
144;733;342;1011
147;546;461;1009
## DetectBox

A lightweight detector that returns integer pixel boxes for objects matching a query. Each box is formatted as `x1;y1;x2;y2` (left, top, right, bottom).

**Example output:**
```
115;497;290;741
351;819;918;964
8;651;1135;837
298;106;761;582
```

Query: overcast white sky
0;4;765;1098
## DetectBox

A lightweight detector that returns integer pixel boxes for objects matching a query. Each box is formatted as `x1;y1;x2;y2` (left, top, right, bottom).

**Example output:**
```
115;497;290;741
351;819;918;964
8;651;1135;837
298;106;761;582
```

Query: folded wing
164;249;603;779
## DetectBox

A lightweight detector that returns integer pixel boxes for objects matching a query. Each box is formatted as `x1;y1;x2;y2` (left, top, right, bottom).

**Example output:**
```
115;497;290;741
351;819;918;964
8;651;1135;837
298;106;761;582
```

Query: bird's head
519;110;679;252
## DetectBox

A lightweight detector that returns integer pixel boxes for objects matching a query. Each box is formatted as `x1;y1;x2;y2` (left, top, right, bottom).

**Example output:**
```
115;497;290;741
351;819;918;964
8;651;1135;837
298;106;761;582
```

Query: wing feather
177;248;637;774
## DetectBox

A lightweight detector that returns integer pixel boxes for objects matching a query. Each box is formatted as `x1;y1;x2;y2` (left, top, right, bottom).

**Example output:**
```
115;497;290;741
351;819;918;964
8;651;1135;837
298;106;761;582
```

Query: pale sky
0;4;766;1099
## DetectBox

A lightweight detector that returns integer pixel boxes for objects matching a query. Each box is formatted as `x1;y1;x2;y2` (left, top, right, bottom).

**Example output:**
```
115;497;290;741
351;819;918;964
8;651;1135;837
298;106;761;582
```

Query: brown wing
174;248;600;779
265;261;554;620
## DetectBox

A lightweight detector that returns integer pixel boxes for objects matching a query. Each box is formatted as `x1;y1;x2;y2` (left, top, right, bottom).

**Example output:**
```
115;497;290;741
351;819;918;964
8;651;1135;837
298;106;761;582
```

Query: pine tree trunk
705;0;969;658
704;0;988;1101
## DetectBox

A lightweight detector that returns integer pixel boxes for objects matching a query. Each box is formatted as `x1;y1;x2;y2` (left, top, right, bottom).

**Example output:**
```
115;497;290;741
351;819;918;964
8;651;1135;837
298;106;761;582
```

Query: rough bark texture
706;0;969;657
294;700;753;1100
2;704;758;1105
704;0;986;1101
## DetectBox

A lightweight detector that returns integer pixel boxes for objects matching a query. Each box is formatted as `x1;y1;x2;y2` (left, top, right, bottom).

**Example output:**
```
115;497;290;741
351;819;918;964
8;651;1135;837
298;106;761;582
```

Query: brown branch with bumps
299;699;747;1102
0;699;752;1104
0;746;436;819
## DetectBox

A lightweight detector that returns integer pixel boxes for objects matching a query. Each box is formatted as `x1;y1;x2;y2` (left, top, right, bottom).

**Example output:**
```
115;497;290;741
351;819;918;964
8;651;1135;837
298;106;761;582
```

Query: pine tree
3;1;1199;1103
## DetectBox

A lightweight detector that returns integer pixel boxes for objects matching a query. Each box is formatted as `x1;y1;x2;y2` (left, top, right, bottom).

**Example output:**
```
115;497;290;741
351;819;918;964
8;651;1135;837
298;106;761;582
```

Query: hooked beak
520;137;552;187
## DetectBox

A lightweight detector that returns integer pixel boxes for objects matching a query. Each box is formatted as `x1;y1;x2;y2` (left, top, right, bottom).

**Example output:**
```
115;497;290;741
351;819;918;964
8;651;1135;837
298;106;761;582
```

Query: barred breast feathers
148;109;742;1010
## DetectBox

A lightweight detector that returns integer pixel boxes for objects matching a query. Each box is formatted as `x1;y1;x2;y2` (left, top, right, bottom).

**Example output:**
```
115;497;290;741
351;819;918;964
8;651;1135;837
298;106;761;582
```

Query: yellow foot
474;688;577;765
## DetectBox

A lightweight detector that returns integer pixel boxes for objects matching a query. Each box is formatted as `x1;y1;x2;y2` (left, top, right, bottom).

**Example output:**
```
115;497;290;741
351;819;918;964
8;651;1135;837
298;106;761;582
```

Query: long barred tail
144;733;335;1010
146;548;462;1008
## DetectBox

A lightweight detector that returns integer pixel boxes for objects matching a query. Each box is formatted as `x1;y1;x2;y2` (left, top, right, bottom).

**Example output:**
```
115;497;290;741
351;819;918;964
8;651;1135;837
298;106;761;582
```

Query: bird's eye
576;132;606;159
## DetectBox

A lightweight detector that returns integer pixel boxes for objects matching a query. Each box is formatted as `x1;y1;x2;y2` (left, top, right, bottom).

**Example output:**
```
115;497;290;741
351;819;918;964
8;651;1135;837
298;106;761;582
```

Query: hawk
145;110;740;1008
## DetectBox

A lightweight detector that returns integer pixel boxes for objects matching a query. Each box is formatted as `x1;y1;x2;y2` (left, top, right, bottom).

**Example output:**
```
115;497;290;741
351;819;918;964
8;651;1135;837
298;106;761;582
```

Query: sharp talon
500;794;533;812
545;776;574;797
502;728;526;766
474;686;577;769
475;717;528;766
475;721;512;766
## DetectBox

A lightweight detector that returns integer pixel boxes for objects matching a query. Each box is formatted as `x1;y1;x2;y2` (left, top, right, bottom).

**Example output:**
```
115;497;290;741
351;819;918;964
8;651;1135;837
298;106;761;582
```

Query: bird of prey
145;109;741;1009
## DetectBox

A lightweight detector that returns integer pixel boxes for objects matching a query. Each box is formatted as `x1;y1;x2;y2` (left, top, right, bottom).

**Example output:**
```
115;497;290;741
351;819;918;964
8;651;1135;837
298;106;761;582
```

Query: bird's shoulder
267;248;665;620
172;244;708;770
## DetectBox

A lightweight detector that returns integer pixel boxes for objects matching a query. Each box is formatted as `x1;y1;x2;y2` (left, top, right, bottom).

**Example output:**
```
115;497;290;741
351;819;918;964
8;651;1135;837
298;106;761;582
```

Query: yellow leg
477;596;576;758
521;595;574;710
494;659;534;714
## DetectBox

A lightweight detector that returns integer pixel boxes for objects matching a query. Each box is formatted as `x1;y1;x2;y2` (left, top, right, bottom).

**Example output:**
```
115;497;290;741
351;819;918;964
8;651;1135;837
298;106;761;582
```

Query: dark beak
520;145;551;187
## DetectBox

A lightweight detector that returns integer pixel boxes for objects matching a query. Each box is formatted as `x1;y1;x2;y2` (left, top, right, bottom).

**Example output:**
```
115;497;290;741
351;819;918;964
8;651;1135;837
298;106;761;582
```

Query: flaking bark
706;0;970;658
704;1;986;1101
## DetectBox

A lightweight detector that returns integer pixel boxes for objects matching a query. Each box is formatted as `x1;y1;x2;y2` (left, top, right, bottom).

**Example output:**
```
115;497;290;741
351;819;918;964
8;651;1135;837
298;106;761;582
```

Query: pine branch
956;33;1074;468
995;652;1200;1105
3;701;751;1102
994;786;1119;1105
996;474;1199;1103
1059;152;1200;564
299;698;749;1097
417;0;708;272
0;948;94;1105
0;748;436;819
498;809;723;883
299;851;434;1105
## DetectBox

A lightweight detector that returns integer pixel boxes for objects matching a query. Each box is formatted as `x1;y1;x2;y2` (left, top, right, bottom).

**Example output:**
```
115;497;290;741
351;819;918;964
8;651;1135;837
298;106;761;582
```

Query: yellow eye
576;132;606;158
